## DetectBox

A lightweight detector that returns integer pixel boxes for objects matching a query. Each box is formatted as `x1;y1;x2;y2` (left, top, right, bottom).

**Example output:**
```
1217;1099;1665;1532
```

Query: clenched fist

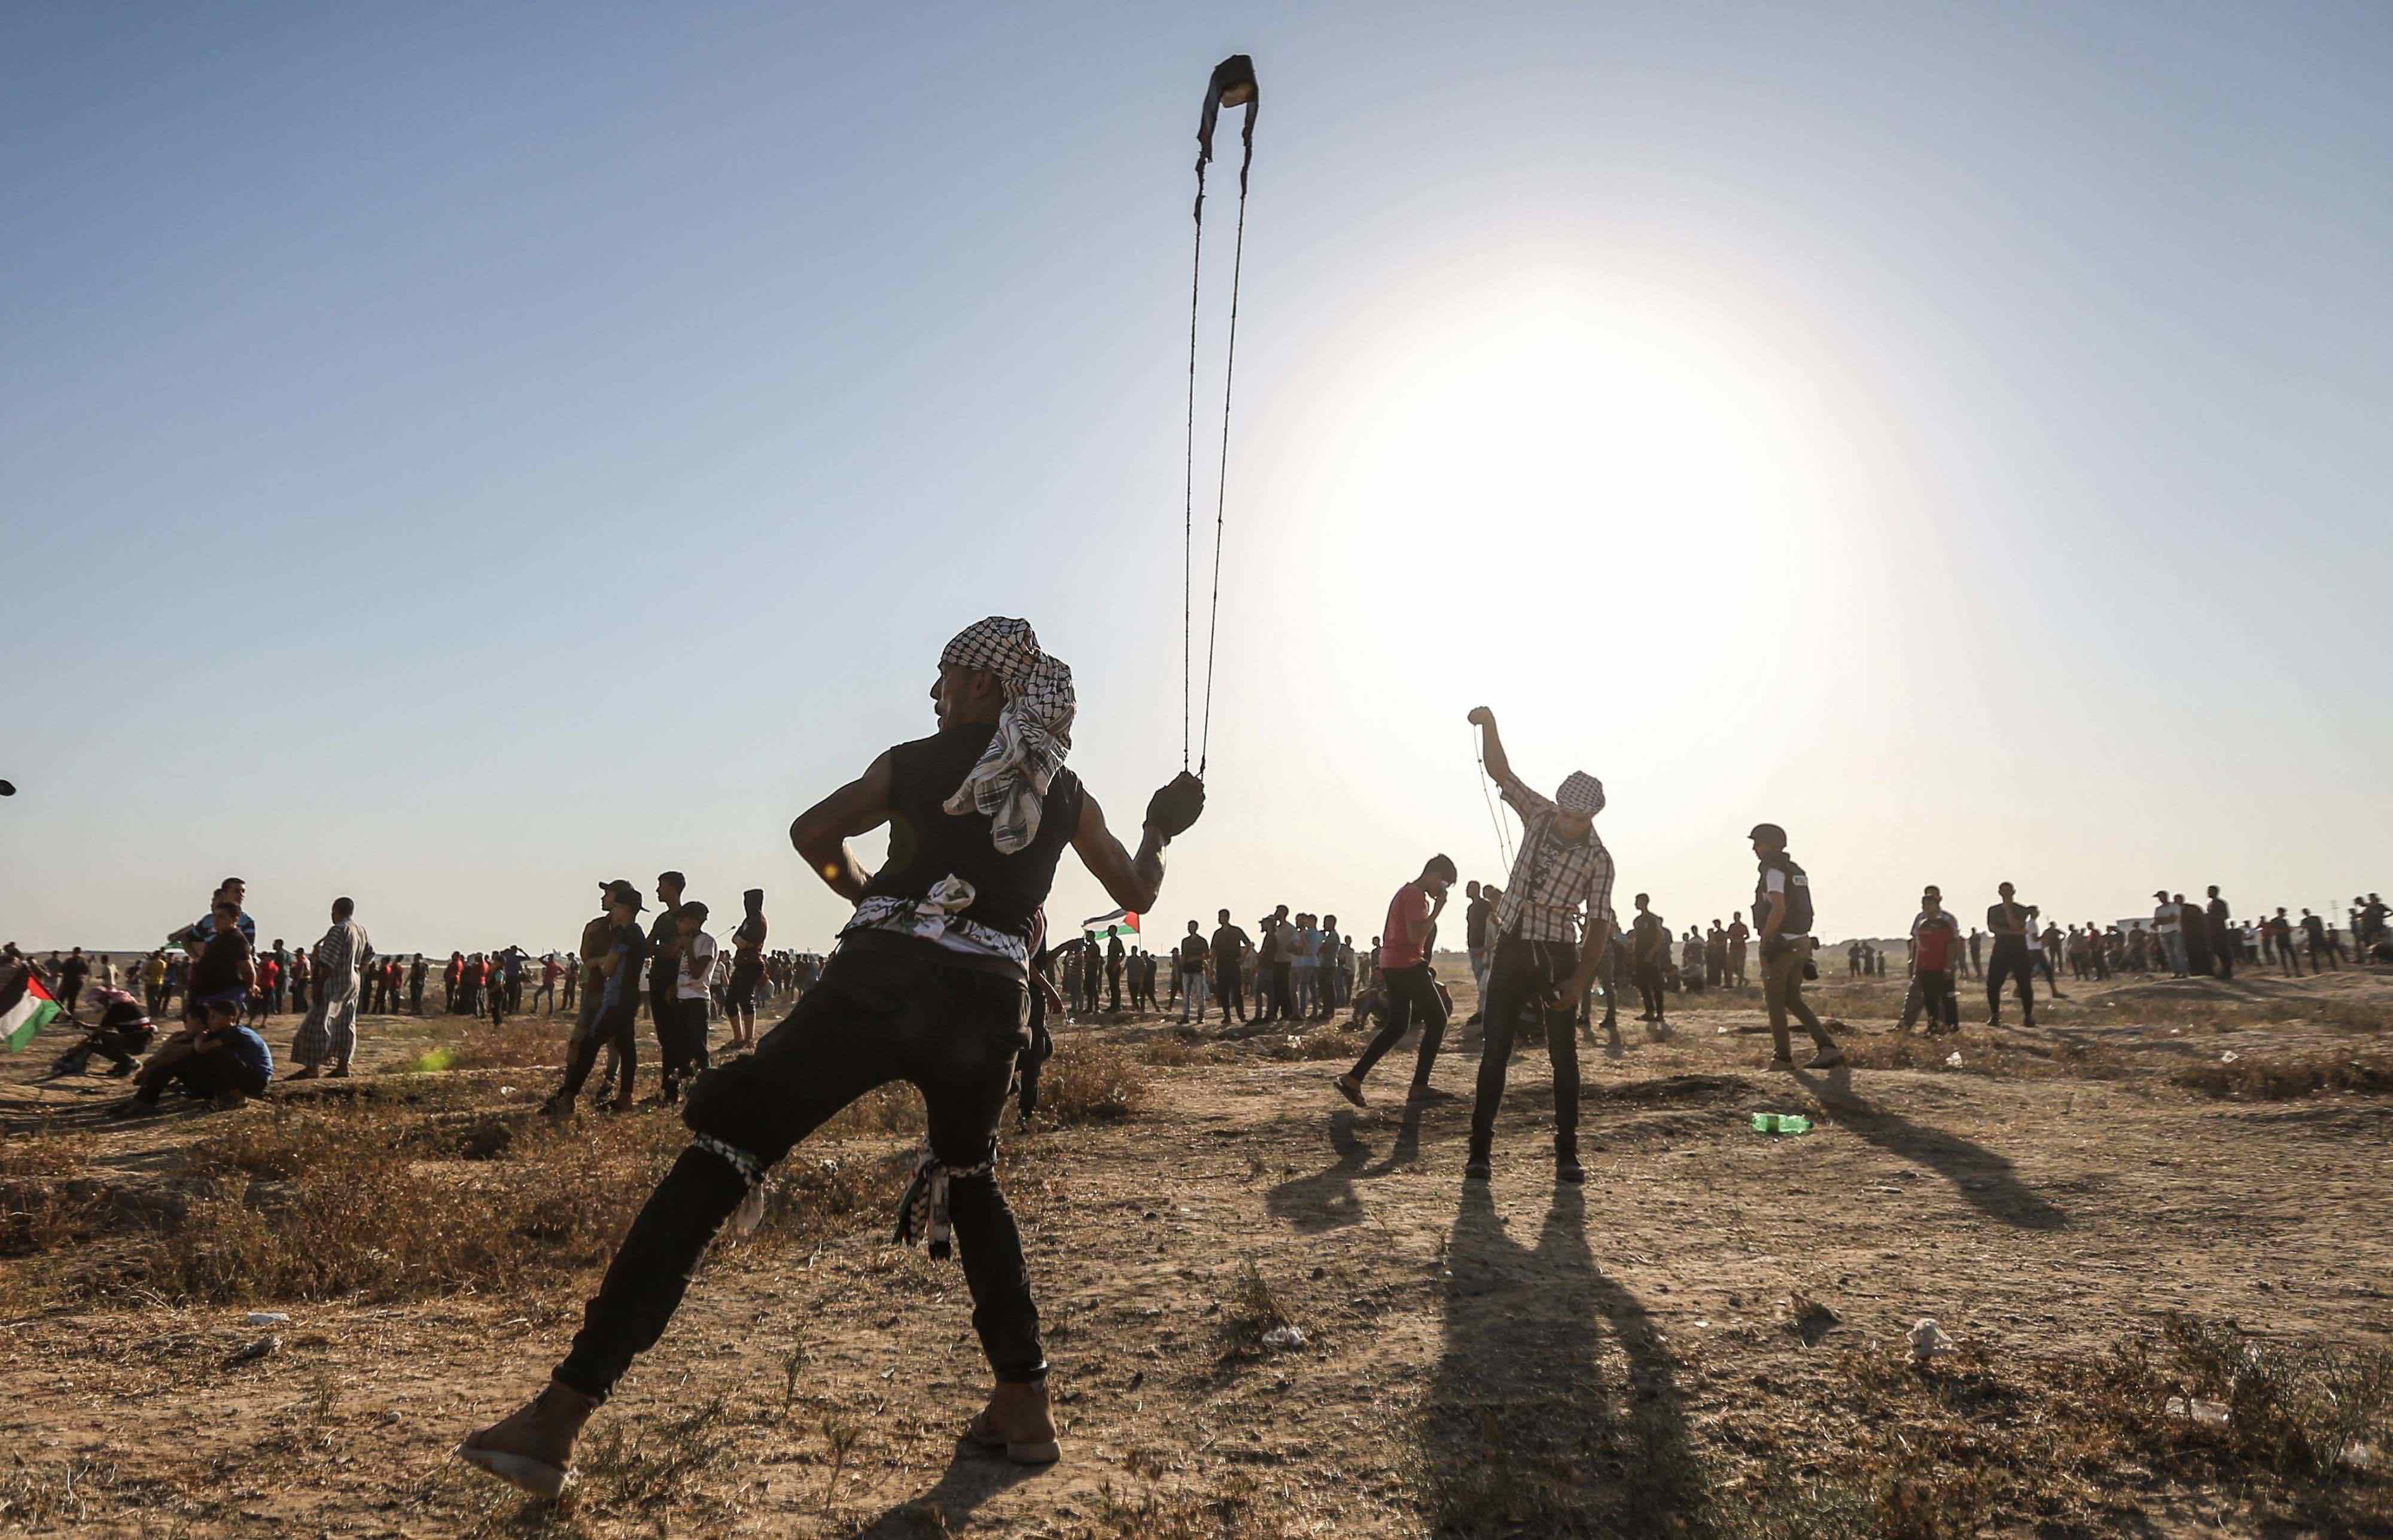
1145;772;1206;839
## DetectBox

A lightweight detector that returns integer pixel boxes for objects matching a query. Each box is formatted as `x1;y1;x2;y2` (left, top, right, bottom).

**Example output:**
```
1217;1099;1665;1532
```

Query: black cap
604;879;645;911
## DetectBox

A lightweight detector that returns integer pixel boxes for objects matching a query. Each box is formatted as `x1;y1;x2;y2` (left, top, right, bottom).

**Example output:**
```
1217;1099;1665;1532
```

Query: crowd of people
5;876;824;1108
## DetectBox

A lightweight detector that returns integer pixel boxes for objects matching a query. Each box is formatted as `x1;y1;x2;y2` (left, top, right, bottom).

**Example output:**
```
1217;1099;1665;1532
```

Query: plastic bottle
1750;1112;1812;1135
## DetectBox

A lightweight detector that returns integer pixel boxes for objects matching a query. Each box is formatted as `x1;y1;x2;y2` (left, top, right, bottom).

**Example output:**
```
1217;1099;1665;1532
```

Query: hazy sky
6;1;2388;955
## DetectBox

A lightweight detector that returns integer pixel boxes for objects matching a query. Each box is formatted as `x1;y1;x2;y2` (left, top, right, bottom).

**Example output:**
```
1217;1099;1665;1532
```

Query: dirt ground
3;962;2389;1538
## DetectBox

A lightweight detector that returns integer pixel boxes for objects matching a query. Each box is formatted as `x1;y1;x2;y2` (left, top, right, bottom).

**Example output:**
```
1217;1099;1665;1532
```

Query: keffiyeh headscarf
940;617;1076;853
1556;771;1606;816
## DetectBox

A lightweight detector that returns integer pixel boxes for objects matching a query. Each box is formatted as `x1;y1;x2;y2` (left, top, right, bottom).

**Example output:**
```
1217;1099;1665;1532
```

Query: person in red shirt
1334;855;1457;1107
253;955;281;1025
1898;886;1962;1034
445;952;465;1013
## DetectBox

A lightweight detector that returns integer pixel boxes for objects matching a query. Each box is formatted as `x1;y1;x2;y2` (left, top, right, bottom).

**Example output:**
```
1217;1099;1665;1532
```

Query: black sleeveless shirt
859;721;1085;944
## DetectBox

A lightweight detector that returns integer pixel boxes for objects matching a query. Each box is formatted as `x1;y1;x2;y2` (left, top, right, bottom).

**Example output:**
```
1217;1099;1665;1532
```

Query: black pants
54;1024;153;1075
1633;962;1666;1019
558;997;640;1105
1469;937;1581;1160
555;936;1040;1400
1269;962;1293;1021
659;997;710;1099
1106;968;1122;1012
2207;929;2233;980
1899;969;1959;1031
1986;940;2034;1023
2035;951;2060;990
1213;964;1244;1020
1348;963;1448;1090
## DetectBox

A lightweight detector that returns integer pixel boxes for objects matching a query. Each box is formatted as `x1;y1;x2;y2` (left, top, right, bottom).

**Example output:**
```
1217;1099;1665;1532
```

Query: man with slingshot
1463;706;1616;1187
460;617;1204;1498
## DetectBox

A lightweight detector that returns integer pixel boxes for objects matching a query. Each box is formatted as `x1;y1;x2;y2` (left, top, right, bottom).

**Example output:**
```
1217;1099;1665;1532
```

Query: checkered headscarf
1557;771;1605;816
940;617;1076;853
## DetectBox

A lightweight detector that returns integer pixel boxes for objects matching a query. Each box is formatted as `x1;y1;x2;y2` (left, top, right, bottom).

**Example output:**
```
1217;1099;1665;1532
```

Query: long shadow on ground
1264;1105;1426;1232
845;1443;1048;1537
1427;1184;1705;1535
1792;1067;2070;1231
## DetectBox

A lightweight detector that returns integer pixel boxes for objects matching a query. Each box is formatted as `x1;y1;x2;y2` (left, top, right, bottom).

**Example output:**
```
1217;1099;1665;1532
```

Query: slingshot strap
1185;54;1257;777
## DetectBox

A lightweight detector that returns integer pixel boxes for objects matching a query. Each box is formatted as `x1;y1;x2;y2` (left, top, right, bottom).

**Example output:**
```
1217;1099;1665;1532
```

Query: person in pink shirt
1334;855;1457;1108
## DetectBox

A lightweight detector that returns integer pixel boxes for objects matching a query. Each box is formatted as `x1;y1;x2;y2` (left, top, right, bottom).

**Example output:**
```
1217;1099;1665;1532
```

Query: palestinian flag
3;974;61;1053
1081;909;1141;940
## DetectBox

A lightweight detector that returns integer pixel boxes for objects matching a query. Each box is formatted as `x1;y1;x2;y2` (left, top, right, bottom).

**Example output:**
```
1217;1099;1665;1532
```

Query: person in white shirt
663;902;718;1105
2152;890;2187;977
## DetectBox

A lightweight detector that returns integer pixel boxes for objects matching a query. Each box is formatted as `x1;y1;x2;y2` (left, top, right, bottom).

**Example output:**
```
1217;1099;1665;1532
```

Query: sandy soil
2;965;2388;1537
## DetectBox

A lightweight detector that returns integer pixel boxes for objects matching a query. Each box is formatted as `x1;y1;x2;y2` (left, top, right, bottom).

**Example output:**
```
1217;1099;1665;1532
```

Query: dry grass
0;1128;93;1179
2174;1049;2393;1101
442;1016;576;1071
1712;1317;2392;1538
0;1456;106;1532
1216;1256;1294;1362
1830;1028;2136;1083
1036;1039;1152;1124
11;1097;906;1306
1140;1031;1208;1068
1264;1024;1370;1062
1086;1471;1316;1539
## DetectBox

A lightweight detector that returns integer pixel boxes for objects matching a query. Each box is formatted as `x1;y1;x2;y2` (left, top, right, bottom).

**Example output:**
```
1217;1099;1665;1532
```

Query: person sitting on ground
121;901;272;1112
125;992;273;1111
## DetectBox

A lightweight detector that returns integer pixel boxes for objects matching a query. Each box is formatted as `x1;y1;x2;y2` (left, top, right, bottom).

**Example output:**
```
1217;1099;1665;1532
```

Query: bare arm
790;752;895;905
1072;791;1167;915
1467;706;1511;785
1761;891;1788;946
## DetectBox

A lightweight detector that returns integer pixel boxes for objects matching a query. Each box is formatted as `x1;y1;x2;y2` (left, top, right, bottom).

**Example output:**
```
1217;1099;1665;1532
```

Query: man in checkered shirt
1465;706;1616;1185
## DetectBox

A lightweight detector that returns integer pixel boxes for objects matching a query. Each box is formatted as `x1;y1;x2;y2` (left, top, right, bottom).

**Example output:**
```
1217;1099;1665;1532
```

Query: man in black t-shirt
648;872;686;1029
1210;909;1251;1023
547;882;649;1114
1984;883;2036;1027
466;616;1202;1496
56;948;89;1013
2204;886;2234;981
724;889;768;1051
1176;921;1211;1023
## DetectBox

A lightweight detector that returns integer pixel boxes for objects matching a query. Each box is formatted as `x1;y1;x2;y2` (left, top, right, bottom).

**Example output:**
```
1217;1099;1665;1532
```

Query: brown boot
456;1379;599;1499
963;1380;1061;1465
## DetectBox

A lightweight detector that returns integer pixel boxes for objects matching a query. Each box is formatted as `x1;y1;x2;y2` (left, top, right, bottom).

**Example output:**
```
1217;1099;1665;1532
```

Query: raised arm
789;751;895;905
1466;706;1512;785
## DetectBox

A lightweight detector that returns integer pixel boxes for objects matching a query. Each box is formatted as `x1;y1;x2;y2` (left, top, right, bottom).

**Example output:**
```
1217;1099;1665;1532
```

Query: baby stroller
46;987;157;1079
